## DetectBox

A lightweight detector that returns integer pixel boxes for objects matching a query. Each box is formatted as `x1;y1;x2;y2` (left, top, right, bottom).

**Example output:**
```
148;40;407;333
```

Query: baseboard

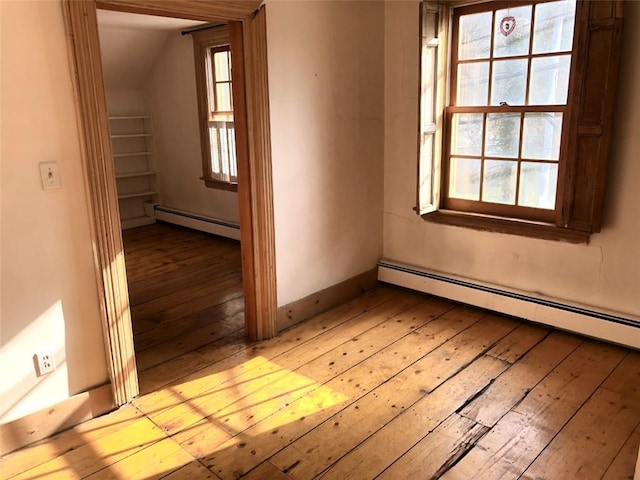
277;268;379;331
121;215;155;230
154;206;240;241
0;383;114;456
378;260;640;350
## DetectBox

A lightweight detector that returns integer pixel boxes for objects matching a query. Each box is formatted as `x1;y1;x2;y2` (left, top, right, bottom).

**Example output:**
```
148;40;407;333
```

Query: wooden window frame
418;0;624;243
193;26;239;192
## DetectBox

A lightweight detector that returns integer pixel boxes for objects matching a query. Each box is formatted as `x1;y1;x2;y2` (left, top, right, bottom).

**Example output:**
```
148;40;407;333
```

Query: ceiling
97;9;207;91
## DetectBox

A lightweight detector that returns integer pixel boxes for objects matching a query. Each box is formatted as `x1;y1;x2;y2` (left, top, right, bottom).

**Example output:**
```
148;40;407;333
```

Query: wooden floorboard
123;223;246;386
2;224;639;479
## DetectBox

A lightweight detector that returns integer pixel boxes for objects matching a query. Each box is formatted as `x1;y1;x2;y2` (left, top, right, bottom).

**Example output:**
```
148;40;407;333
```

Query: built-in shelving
109;115;158;230
109;115;151;120
117;190;158;199
115;171;156;179
112;151;153;158
111;133;153;139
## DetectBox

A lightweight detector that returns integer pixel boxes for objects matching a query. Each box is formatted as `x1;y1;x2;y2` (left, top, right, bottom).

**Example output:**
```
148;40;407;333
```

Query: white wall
267;1;386;306
0;1;108;423
383;1;640;318
143;32;240;223
105;90;146;116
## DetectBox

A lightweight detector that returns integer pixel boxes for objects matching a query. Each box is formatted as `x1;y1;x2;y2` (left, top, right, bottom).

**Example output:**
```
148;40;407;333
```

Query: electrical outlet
34;347;56;376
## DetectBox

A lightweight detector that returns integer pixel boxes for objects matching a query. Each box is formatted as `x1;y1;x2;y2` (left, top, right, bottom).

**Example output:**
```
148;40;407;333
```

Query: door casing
62;0;277;406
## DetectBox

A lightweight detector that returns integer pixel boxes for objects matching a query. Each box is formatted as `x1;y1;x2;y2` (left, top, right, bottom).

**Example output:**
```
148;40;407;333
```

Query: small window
193;27;238;191
418;0;624;242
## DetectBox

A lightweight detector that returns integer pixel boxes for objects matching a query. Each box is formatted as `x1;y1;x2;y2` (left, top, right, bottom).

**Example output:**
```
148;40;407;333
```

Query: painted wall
383;1;640;318
143;32;240;223
267;0;386;306
98;16;240;224
0;1;108;423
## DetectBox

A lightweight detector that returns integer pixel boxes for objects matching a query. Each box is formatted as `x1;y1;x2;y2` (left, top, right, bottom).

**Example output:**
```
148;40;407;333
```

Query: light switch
39;162;62;190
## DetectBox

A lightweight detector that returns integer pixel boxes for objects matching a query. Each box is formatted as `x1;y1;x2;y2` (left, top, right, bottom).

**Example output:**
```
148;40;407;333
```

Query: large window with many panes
418;0;623;242
446;1;575;222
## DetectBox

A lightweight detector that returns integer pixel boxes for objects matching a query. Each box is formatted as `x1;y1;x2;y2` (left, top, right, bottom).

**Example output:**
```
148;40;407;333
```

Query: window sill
422;210;591;244
200;177;238;192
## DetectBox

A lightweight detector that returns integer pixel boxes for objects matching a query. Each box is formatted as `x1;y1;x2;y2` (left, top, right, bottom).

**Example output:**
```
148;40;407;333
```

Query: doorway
63;0;277;407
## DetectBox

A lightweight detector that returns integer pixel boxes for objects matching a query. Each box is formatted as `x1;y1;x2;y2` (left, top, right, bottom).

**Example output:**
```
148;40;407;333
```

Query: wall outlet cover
34;347;56;376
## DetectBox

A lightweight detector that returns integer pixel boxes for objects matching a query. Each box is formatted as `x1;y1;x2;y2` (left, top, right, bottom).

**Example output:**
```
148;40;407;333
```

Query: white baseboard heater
378;260;640;350
153;206;240;241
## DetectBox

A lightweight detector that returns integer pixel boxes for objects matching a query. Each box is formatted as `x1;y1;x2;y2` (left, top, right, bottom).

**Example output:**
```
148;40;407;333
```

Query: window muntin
444;0;576;222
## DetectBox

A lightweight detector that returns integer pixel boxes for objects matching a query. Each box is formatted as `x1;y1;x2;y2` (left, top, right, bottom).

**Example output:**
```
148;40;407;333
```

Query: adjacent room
1;0;639;479
97;9;247;393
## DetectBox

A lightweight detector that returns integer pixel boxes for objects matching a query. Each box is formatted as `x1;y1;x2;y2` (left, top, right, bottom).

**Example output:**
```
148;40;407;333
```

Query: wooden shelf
111;133;152;139
109;116;152;120
110;113;157;230
116;171;156;179
118;190;158;200
112;151;153;158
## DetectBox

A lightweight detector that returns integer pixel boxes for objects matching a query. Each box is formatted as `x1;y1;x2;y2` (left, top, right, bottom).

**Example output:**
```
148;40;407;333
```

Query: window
418;0;624;242
193;26;238;191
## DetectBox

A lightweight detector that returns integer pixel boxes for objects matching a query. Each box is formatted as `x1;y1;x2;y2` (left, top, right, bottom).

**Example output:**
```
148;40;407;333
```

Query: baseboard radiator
153;206;240;241
378;260;640;350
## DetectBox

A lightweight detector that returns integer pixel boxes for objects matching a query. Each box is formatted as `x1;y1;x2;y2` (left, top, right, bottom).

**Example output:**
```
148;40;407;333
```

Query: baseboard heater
153;206;240;241
378;260;640;350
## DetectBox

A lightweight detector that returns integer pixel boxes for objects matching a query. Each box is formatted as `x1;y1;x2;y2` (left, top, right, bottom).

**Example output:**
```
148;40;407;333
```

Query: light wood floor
124;223;245;395
2;224;639;480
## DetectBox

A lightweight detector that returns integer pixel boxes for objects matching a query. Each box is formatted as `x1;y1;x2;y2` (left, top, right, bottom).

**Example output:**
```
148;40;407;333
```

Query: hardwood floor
2;224;639;479
123;223;246;394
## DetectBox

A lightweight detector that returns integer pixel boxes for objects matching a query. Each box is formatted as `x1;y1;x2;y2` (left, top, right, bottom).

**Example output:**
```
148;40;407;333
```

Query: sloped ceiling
97;9;205;91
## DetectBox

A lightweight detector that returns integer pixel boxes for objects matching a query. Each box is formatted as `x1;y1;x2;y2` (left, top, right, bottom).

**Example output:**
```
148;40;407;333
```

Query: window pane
523;113;563;160
519;162;558;209
493;5;532;58
491;59;528;106
529;55;571;105
483;160;517;204
214;50;230;82
209;121;236;178
485;113;521;158
457;62;489;106
449;157;481;200
533;0;576;54
451;113;483;156
459;12;492;60
216;83;232;111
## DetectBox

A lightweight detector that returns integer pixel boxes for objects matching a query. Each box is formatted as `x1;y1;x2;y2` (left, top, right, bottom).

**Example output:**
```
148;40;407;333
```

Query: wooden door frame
62;0;277;406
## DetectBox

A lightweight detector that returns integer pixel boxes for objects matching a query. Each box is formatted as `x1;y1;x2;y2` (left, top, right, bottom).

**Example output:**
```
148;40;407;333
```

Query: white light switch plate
39;162;62;189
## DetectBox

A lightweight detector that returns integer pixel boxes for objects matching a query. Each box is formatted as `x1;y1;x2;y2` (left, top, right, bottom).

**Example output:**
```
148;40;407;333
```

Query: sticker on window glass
500;16;516;36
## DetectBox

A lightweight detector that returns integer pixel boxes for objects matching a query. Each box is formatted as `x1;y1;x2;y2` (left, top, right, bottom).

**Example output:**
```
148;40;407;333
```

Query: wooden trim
94;0;261;22
200;177;238;192
62;0;139;406
234;6;278;340
277;269;379;332
562;0;624;233
445;197;556;223
0;384;113;456
62;0;278;407
425;209;589;243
